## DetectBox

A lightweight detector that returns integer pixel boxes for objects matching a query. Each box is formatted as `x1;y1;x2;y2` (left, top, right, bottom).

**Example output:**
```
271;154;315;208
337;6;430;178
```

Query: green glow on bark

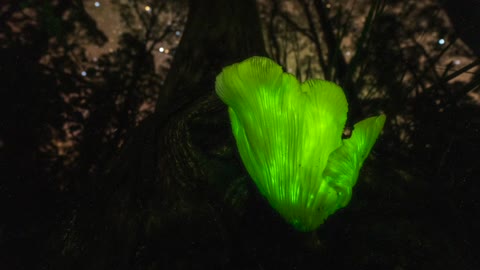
215;56;385;231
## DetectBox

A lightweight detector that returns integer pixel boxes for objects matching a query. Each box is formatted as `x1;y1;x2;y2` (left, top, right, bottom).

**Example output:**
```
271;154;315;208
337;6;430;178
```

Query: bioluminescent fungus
215;57;385;231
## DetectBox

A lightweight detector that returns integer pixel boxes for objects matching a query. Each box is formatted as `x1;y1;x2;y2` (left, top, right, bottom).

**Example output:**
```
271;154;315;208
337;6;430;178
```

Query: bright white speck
454;59;461;65
145;5;151;12
94;1;100;7
438;38;445;45
159;47;165;53
81;71;87;76
175;31;181;36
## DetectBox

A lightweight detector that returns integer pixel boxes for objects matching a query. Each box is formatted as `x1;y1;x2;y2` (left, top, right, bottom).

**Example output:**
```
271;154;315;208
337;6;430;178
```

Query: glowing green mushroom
215;56;385;231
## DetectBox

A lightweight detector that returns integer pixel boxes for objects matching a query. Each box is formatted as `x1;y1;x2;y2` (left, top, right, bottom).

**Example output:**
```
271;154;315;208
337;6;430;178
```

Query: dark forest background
1;0;479;269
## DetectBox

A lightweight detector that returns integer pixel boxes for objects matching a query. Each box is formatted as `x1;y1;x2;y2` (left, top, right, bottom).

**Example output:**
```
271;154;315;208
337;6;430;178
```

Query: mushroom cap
216;57;385;231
